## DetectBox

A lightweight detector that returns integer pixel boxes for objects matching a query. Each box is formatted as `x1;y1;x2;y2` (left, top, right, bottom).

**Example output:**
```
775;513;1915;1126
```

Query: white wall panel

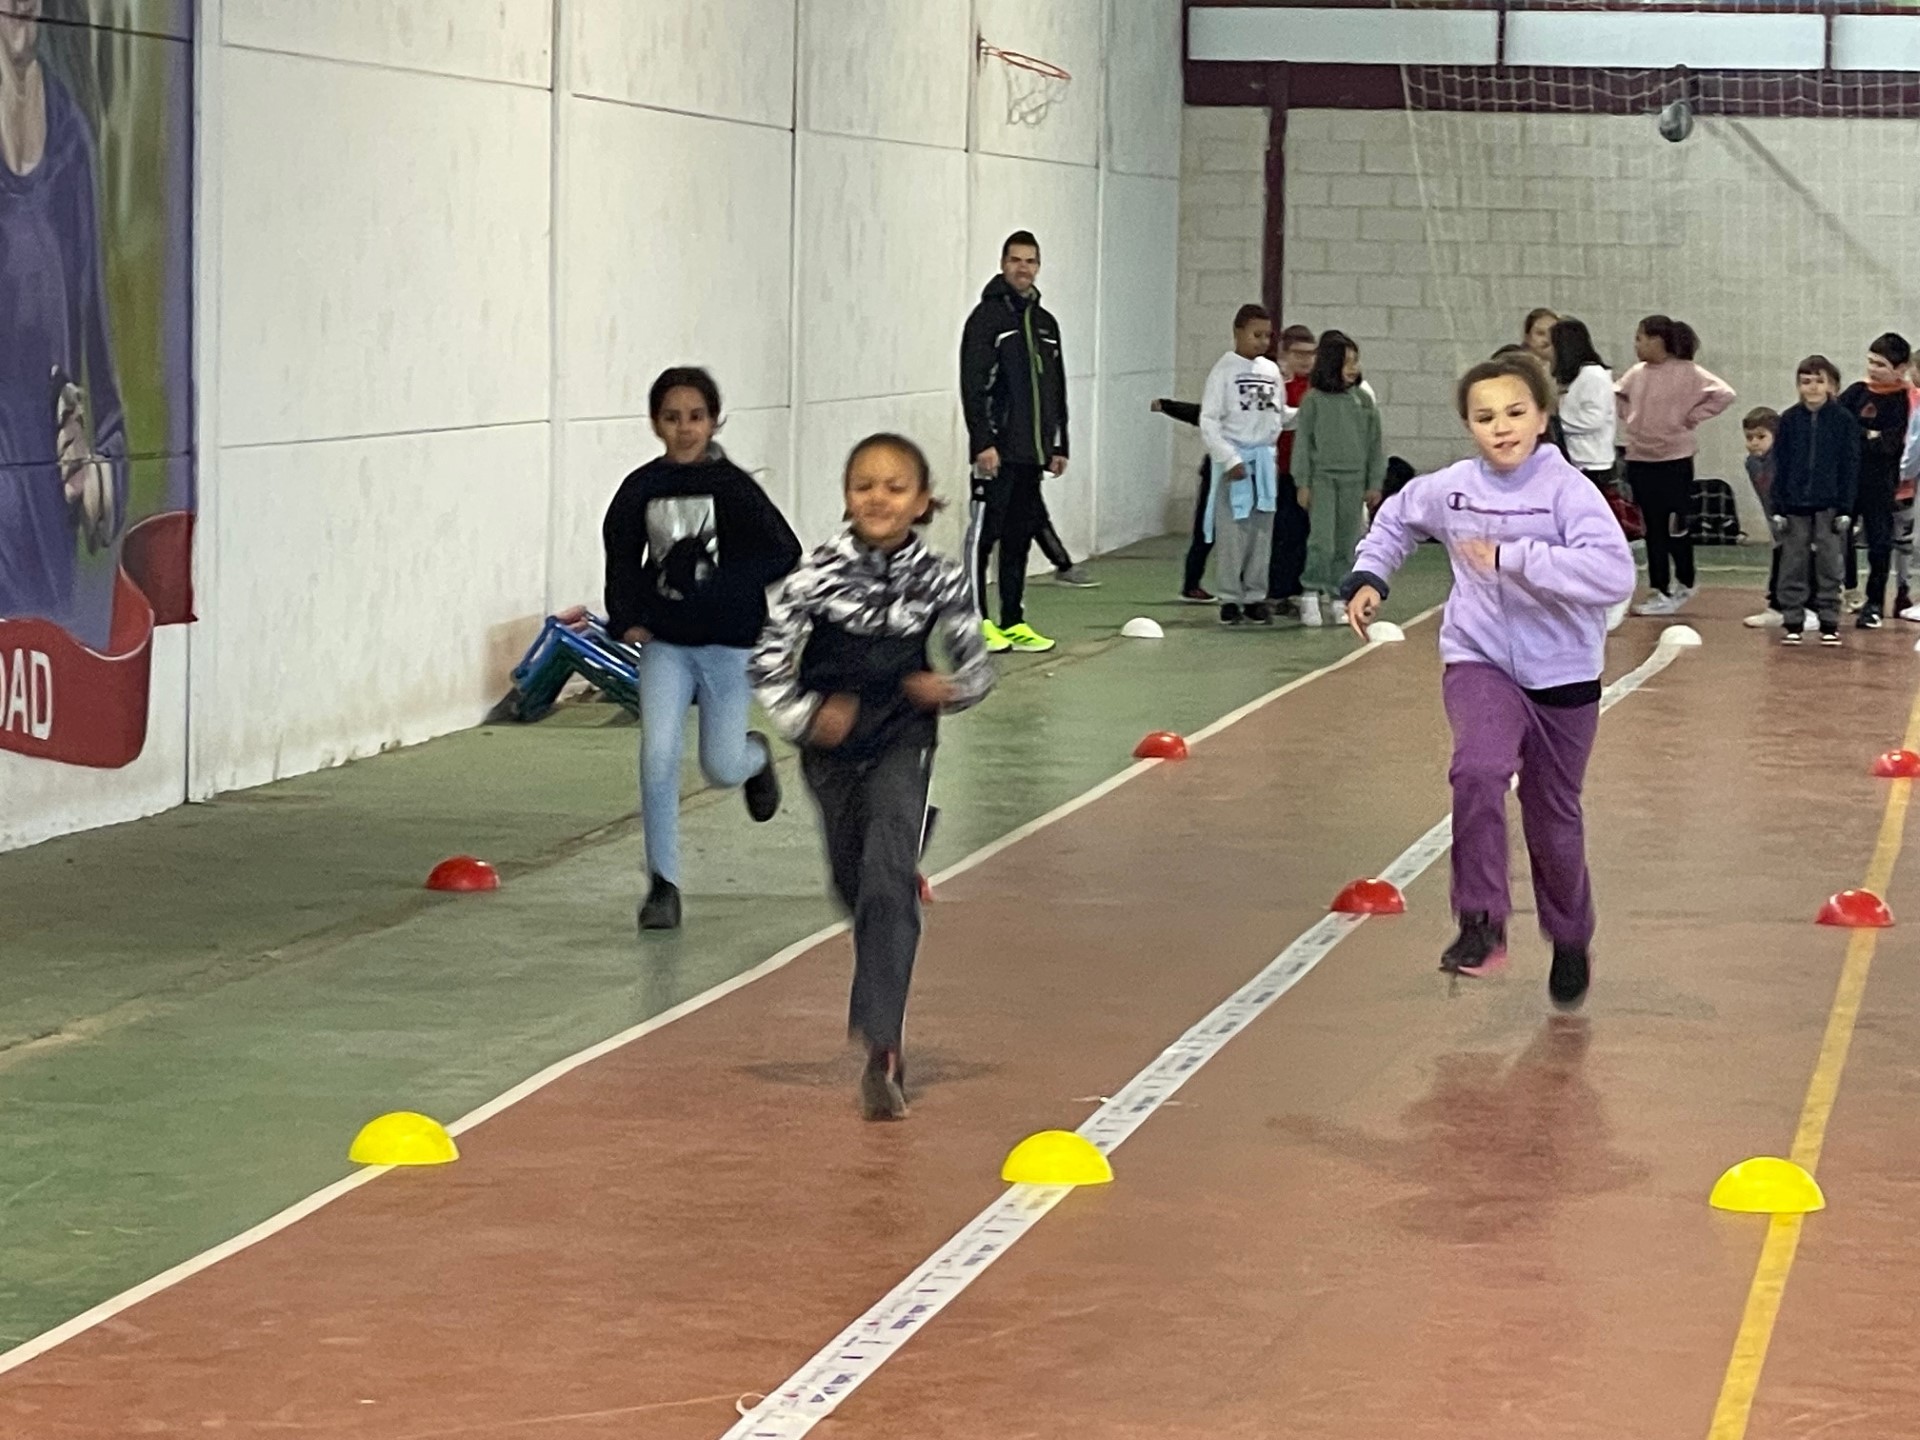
1047;373;1098;562
562;102;793;420
1833;16;1920;72
1097;370;1176;553
801;0;972;149
222;0;552;85
969;154;1100;380
1505;12;1823;71
1100;173;1180;375
973;0;1103;168
551;408;794;611
794;394;965;552
571;0;795;128
1105;0;1182;178
1189;6;1498;65
217;50;550;447
796;135;970;404
192;425;550;795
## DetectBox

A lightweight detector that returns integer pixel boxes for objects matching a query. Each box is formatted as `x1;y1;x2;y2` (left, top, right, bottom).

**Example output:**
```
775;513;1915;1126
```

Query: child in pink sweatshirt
1614;315;1736;617
1341;352;1637;1010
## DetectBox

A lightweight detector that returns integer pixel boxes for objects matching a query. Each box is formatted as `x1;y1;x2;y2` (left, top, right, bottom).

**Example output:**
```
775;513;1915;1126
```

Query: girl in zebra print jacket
750;434;994;1120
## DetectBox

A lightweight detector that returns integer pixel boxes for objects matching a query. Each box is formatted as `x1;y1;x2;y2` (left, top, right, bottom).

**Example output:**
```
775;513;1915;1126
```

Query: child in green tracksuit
1295;329;1387;627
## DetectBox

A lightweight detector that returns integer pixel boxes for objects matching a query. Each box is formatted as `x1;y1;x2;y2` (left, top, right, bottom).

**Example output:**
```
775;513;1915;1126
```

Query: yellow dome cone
349;1111;459;1167
1709;1156;1824;1214
1000;1130;1112;1186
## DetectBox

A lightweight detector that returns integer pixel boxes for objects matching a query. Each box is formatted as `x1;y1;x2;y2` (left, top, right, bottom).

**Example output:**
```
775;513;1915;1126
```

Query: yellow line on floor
1706;682;1920;1440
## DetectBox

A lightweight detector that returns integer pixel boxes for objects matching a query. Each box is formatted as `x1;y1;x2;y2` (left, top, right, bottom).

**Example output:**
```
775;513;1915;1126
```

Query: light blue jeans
638;641;769;885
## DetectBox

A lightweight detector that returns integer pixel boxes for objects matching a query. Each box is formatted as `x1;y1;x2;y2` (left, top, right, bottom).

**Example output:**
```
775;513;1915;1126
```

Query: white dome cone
1366;621;1405;643
1121;616;1164;639
1659;624;1703;648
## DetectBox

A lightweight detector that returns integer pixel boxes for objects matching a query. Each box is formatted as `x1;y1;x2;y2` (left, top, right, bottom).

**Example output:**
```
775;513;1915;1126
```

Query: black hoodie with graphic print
959;275;1070;467
602;455;801;649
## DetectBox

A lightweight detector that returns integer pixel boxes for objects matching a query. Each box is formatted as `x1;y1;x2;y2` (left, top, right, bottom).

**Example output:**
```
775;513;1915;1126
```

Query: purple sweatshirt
1345;446;1637;690
0;70;129;643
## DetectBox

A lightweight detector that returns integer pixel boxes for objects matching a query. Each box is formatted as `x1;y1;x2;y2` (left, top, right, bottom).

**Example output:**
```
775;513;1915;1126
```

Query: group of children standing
1161;310;1389;628
1739;332;1920;642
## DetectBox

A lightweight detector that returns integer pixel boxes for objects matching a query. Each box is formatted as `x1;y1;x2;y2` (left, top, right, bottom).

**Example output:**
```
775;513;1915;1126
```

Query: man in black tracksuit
959;229;1070;654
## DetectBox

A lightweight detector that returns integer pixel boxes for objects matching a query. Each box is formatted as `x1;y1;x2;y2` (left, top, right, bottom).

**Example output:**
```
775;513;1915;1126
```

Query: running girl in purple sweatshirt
1339;352;1637;1010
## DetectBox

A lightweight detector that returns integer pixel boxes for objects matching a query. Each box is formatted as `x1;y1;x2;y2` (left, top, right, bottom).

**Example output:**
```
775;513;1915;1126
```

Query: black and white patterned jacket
750;528;994;759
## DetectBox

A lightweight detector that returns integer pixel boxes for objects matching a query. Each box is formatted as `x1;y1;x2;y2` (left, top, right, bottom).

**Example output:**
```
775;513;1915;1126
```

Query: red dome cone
426;855;500;893
1332;877;1405;915
1133;731;1189;761
1872;749;1920;778
1817;888;1892;928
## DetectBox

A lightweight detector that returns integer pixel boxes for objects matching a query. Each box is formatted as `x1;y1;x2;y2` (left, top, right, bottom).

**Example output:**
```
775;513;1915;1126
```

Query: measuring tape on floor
724;640;1686;1439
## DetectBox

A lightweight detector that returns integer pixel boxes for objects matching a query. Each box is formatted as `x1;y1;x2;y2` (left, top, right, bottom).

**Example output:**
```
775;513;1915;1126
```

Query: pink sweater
1614;359;1736;463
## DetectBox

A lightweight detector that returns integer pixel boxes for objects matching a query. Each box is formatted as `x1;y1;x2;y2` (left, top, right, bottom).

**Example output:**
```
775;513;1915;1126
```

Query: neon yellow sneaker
1000;622;1056;653
982;620;1013;653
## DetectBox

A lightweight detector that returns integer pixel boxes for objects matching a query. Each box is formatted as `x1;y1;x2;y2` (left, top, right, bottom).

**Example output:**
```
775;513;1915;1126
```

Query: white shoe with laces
1298;594;1324;628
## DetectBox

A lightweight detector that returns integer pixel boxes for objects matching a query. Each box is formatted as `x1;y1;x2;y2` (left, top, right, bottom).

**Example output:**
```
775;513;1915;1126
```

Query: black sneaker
860;1047;908;1121
742;731;780;822
1857;607;1883;630
1549;941;1592;1010
1245;602;1274;625
1219;604;1244;626
1822;629;1843;647
1899;589;1912;618
1781;630;1802;646
1440;910;1507;976
637;874;682;931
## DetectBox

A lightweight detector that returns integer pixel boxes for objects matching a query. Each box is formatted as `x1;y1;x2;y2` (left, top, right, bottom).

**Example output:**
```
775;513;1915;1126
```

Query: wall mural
0;0;192;768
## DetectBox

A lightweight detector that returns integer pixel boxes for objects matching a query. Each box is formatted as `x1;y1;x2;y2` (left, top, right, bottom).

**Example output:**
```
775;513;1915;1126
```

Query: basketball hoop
978;38;1071;128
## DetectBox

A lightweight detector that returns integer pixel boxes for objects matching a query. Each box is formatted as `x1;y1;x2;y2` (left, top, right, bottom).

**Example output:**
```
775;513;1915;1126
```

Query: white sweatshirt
1199;350;1295;471
1558;363;1616;470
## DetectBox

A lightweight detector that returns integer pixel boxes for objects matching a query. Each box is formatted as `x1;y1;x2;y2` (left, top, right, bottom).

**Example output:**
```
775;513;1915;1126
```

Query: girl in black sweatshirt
750;434;994;1120
603;367;802;932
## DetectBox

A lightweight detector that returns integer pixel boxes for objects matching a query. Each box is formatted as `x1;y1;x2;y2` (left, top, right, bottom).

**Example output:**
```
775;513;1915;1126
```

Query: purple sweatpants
1442;662;1599;946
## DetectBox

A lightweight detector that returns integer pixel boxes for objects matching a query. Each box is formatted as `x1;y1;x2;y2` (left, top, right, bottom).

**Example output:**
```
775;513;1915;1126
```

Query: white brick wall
1174;106;1267;514
1168;104;1920;543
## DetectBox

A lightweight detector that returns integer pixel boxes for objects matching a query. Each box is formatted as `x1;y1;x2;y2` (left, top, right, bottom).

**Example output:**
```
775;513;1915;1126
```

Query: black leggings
1626;458;1695;593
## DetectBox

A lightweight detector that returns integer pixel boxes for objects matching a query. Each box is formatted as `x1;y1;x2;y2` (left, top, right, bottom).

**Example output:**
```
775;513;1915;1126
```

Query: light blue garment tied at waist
1202;442;1278;544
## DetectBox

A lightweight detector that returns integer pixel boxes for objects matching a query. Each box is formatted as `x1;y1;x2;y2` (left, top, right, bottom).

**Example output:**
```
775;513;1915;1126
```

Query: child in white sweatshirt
1200;303;1297;626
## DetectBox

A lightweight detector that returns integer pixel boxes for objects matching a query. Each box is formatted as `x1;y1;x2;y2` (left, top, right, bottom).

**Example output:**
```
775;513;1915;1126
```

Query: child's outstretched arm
1342;476;1431;596
1498;482;1637;607
748;568;822;745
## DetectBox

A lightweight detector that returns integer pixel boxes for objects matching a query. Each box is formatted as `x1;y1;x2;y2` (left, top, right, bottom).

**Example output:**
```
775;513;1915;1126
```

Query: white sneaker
1744;609;1784;628
1901;603;1920;624
1844;587;1864;613
1632;591;1678;617
1668;584;1697;612
1332;600;1349;627
1605;600;1628;633
1298;594;1324;628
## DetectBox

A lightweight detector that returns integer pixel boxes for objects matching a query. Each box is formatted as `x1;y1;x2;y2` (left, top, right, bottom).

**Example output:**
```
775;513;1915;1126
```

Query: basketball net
979;40;1071;128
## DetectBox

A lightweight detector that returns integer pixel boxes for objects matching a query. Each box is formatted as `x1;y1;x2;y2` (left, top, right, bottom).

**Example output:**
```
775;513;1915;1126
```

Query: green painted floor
0;532;1557;1350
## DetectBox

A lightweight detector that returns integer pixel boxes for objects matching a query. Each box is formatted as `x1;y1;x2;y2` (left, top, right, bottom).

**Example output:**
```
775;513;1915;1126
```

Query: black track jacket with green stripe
959;275;1070;468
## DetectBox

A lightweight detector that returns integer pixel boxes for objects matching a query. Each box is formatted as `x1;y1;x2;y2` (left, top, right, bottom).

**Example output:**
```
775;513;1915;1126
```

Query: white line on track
0;608;1439;1378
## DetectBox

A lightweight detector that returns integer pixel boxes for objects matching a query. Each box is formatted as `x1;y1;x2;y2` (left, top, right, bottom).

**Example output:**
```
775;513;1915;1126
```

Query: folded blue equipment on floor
488;612;641;723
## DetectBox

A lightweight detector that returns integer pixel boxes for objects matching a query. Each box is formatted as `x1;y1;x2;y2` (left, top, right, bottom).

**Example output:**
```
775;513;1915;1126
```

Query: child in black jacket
1771;356;1862;646
604;367;802;931
750;434;994;1120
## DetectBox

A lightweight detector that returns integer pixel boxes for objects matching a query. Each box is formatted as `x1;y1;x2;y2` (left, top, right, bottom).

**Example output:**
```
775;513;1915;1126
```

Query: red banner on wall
0;511;195;770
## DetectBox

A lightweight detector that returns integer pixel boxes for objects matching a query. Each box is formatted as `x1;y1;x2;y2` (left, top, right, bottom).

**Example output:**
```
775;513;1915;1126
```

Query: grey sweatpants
1211;482;1275;606
1778;511;1844;632
801;741;933;1054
